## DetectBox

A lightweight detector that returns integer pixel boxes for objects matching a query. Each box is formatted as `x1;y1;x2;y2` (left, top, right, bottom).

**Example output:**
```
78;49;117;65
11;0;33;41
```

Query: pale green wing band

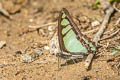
63;30;88;53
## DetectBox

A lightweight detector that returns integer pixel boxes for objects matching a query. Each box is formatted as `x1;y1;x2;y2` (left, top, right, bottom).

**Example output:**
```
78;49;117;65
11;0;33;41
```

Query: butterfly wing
58;8;96;55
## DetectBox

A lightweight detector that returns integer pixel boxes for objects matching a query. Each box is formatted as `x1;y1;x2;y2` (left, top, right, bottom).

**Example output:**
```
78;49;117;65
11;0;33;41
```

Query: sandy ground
0;0;120;80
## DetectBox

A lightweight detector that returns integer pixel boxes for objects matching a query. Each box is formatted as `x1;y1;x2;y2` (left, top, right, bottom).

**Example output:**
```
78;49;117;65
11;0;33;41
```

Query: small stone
0;41;6;49
29;18;33;22
40;29;45;35
33;48;43;56
15;50;23;54
21;54;34;63
49;32;53;35
91;21;100;27
44;46;49;50
48;26;53;31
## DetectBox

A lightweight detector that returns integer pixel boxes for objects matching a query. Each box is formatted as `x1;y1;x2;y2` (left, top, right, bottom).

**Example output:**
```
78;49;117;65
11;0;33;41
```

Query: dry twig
113;2;120;13
82;27;99;35
115;18;120;26
113;2;120;26
85;1;115;70
85;54;94;70
93;6;114;45
28;22;57;29
0;3;12;19
100;29;120;41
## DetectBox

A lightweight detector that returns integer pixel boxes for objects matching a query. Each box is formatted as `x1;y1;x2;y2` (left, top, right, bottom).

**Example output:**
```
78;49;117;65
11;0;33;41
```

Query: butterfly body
56;51;84;59
57;8;96;60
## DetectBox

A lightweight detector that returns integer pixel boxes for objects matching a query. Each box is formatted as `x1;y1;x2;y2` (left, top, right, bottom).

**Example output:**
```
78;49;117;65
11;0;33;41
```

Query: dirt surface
0;0;120;80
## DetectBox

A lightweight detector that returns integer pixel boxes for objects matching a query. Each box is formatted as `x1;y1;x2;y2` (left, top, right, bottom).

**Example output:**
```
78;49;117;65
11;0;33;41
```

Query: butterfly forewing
58;8;94;55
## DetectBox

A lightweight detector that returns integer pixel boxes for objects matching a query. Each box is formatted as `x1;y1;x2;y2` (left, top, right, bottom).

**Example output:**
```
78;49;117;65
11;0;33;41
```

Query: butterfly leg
71;59;76;64
58;55;61;70
57;51;63;70
36;29;40;35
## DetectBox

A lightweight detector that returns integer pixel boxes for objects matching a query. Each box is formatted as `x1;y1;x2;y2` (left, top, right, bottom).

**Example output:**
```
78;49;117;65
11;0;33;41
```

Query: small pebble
33;48;43;56
44;46;49;50
15;50;23;54
49;32;53;35
48;26;53;31
21;54;34;63
91;21;100;27
0;41;6;49
40;29;45;35
29;18;33;22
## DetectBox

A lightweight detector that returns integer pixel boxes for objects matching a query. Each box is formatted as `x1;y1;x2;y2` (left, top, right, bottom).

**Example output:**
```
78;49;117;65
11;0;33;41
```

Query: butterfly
56;8;96;67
